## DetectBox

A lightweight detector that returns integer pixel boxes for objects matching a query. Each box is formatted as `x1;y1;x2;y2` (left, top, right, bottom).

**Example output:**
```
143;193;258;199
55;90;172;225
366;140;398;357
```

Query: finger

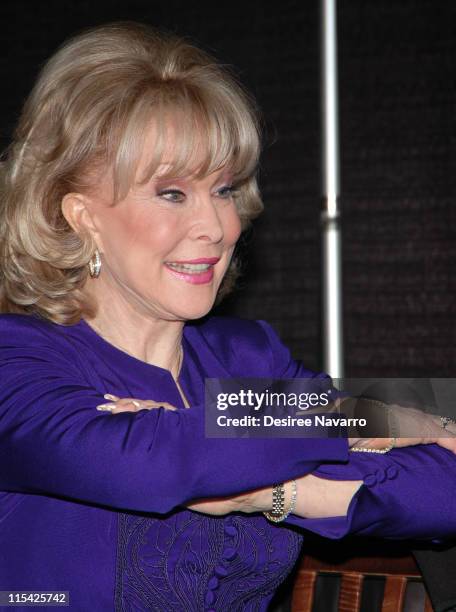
393;437;423;448
96;398;179;413
110;398;146;410
113;398;138;406
96;403;116;412
117;399;178;411
109;397;176;409
110;403;141;414
142;400;177;411
104;393;119;401
435;438;456;454
186;502;227;516
115;399;150;412
96;400;142;413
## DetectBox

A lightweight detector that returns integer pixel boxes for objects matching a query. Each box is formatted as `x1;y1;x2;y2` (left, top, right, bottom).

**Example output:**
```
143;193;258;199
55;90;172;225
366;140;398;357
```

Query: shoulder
0;312;68;343
187;315;275;376
187;315;318;378
0;312;56;335
0;313;81;368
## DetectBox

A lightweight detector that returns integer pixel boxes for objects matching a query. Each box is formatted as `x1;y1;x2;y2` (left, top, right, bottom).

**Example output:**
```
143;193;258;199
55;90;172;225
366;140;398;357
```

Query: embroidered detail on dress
114;510;303;611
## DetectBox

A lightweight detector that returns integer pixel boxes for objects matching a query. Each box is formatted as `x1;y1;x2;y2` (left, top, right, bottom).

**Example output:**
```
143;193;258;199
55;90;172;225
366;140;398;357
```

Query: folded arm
187;444;456;543
0;322;349;514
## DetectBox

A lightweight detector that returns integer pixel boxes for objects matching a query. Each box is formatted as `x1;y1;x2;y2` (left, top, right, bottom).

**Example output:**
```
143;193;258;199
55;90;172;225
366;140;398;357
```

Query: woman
1;22;456;611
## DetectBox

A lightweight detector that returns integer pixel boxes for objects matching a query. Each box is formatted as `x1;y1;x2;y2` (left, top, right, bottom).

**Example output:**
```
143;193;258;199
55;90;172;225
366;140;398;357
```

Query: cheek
111;208;182;255
223;207;242;246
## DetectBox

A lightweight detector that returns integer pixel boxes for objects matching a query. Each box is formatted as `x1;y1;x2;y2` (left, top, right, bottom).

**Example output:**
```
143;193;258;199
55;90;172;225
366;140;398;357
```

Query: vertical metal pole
321;0;344;378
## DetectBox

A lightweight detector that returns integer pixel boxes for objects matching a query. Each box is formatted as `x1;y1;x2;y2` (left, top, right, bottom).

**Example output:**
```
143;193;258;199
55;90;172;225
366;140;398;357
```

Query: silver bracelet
263;480;297;523
350;437;397;454
284;480;297;519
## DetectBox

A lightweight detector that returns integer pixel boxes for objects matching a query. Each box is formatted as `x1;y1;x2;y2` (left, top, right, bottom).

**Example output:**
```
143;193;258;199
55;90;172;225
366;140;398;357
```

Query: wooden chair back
291;538;434;612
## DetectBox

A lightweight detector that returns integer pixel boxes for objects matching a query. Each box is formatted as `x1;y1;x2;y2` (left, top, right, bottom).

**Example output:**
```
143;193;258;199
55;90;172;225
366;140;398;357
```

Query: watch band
263;480;297;523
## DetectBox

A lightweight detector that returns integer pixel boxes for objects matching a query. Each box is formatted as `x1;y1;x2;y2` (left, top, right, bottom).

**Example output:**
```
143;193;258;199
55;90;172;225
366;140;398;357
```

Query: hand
349;405;456;454
186;476;362;520
96;393;178;414
186;485;276;516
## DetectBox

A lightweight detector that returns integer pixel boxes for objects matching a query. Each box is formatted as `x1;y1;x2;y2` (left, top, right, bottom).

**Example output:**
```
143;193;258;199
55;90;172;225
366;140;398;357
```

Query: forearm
227;474;363;519
290;475;363;519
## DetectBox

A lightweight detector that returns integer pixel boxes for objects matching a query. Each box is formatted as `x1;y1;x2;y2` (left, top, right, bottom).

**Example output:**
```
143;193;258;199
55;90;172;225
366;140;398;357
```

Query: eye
215;185;239;200
157;189;186;203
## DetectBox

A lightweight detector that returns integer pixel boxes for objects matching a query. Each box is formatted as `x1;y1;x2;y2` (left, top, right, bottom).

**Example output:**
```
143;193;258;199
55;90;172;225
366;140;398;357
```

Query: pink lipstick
164;257;220;285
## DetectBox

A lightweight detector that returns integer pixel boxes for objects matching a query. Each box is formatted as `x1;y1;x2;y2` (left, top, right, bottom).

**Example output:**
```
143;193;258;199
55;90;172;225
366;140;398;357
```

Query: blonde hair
0;22;263;324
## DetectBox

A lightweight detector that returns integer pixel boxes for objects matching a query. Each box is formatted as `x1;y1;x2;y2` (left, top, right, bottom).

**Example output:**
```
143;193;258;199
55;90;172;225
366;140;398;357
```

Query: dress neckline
78;316;189;386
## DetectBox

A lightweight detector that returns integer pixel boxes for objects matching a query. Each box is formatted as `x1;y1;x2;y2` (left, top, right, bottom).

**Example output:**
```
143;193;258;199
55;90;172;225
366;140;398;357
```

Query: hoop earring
88;249;101;278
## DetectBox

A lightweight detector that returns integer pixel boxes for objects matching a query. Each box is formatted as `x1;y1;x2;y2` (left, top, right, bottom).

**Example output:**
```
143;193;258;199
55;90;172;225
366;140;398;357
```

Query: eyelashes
216;185;239;199
156;185;239;204
156;189;186;203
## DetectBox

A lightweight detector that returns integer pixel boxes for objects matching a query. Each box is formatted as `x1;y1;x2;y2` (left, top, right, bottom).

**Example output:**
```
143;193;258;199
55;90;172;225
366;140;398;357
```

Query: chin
180;306;214;321
173;298;217;321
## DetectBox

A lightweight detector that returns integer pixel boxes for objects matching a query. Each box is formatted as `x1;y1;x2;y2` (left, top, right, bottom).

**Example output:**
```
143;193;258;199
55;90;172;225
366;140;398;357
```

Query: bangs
108;80;261;201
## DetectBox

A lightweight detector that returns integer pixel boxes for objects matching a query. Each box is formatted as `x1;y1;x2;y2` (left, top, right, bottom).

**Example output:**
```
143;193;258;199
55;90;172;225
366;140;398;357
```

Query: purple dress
1;313;456;611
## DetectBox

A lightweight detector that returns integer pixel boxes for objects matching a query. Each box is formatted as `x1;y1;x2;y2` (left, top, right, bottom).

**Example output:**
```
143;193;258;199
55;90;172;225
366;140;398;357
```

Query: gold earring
88;248;101;278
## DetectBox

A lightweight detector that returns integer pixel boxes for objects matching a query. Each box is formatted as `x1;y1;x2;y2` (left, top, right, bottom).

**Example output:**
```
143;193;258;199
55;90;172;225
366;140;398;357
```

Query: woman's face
81;135;242;322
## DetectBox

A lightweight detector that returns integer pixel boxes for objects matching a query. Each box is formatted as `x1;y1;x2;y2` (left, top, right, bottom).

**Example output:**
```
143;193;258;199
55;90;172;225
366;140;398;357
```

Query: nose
190;194;224;244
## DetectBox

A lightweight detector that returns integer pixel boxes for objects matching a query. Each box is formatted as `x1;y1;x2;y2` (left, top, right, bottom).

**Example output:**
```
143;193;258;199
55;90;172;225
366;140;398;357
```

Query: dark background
1;1;454;374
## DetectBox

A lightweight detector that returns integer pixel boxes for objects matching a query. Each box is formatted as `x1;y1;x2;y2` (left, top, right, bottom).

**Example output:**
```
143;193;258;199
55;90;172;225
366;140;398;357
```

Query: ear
61;193;103;249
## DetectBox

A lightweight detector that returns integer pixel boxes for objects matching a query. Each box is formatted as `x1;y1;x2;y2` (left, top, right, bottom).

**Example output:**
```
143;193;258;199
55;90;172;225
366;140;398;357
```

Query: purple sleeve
256;319;329;380
255;322;456;541
284;443;456;541
0;321;349;515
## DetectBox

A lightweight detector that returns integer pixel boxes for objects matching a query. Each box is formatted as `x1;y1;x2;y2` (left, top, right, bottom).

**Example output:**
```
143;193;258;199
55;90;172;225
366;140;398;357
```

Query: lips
167;257;220;265
164;257;220;285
